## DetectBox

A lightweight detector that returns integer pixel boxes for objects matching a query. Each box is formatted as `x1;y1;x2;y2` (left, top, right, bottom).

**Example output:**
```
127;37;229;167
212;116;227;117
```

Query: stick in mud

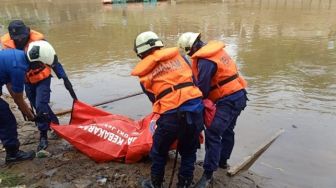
55;91;144;116
227;129;285;176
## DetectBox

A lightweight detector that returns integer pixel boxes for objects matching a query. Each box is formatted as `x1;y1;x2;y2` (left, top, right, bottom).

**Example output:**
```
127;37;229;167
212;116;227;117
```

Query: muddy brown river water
1;0;336;187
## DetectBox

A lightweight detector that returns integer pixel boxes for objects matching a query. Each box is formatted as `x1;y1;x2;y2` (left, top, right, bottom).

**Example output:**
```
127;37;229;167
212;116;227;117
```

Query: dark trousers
150;111;204;178
0;98;19;148
25;77;59;134
203;93;247;172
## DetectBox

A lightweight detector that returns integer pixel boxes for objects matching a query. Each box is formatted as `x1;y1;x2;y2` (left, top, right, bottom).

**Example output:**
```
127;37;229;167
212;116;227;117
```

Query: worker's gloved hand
203;99;216;128
51;56;77;100
33;113;50;124
63;77;73;90
63;77;77;100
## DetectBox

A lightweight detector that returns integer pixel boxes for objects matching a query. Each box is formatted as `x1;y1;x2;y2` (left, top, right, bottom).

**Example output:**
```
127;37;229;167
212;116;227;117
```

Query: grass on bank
0;171;24;187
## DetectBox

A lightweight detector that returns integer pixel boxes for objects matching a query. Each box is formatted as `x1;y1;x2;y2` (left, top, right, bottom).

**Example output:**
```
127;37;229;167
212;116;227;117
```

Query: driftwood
55;91;144;116
227;129;285;176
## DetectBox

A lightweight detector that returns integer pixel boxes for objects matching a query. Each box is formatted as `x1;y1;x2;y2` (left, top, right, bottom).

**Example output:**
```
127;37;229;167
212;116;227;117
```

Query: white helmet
177;32;200;55
27;40;56;65
134;31;164;57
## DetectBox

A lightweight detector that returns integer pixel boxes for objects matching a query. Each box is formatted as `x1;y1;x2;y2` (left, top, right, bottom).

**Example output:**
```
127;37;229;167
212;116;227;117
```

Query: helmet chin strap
137;47;161;59
189;39;205;56
137;53;144;59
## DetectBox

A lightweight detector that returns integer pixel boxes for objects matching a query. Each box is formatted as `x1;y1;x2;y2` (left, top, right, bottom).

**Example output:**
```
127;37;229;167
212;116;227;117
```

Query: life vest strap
28;67;45;76
210;74;239;91
26;64;51;84
155;82;194;101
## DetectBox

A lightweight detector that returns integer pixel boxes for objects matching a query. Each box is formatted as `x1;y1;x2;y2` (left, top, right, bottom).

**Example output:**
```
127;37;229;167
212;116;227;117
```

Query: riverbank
0;95;265;187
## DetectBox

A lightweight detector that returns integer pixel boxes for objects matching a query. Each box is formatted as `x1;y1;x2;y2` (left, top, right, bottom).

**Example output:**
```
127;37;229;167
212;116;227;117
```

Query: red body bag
51;100;159;163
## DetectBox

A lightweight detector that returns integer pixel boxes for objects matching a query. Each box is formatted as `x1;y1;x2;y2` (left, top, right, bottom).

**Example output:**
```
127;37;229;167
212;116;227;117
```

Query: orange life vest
0;30;45;51
131;47;203;114
191;41;247;102
0;30;51;84
25;63;52;84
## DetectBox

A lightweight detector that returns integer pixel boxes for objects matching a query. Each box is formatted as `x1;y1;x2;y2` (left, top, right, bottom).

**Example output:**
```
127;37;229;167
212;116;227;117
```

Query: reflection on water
1;0;336;187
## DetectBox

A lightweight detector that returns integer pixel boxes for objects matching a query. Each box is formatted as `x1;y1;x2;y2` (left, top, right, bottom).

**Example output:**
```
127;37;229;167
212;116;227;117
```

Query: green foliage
0;171;24;187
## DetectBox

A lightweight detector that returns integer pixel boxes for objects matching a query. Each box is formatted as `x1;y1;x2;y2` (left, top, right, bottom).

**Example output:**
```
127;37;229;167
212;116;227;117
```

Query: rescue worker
1;20;76;152
1;20;44;50
0;49;36;163
25;40;76;151
178;32;248;187
131;31;204;188
1;20;50;151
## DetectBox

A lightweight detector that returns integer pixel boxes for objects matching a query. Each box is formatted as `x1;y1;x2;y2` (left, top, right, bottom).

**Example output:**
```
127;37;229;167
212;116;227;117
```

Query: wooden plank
227;129;285;176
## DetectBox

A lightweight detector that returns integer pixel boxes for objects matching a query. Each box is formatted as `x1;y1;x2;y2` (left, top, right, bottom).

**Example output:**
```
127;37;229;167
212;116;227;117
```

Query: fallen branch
55;91;144;116
227;129;285;176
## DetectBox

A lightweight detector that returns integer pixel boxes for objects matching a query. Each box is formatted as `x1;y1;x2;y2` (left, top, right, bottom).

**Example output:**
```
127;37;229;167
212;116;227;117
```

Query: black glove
63;77;77;100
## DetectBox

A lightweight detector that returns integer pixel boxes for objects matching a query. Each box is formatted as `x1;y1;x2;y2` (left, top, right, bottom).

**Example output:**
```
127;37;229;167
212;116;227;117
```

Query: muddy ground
0;95;265;188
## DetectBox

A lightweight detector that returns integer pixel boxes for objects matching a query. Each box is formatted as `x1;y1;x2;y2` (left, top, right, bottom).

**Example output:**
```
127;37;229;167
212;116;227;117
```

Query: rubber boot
37;132;48;151
49;128;59;140
5;146;35;164
219;160;229;169
141;175;163;188
177;175;193;188
193;173;213;188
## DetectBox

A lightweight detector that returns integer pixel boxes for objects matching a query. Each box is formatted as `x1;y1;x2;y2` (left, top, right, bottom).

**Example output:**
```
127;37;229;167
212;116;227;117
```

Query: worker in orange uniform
1;20;76;152
1;20;44;50
25;40;76;151
178;32;248;188
132;31;204;188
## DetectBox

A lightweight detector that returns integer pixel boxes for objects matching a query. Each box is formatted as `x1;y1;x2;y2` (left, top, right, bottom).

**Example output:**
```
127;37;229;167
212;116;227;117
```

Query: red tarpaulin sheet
51;100;159;163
